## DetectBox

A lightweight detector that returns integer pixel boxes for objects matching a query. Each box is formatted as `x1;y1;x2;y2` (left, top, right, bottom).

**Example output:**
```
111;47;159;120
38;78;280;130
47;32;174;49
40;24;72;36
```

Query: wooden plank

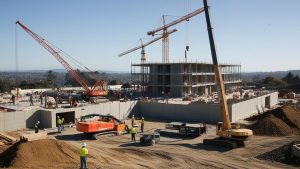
0;132;17;142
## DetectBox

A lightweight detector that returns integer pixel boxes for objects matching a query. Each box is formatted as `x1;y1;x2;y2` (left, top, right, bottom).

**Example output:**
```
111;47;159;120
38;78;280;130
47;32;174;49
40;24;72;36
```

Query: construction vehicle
201;0;253;148
15;21;108;98
140;132;160;146
161;122;207;137
76;114;128;137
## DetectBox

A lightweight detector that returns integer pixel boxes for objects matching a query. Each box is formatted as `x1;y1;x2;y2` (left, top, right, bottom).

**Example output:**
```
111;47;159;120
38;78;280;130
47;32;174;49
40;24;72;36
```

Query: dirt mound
250;114;294;136
0;139;79;168
257;141;300;167
247;105;300;136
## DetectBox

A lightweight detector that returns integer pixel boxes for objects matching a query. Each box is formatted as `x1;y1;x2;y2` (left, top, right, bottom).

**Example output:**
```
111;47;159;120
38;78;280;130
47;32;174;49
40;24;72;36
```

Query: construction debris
257;141;300;167
0;132;17;143
20;131;47;142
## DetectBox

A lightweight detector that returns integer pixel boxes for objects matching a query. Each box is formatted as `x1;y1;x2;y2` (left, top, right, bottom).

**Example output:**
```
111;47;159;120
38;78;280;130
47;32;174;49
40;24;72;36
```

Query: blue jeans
80;156;87;169
58;124;62;133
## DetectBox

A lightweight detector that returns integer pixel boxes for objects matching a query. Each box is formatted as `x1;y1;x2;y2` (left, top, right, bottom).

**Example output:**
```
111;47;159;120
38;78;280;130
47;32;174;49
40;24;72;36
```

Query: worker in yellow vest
57;116;62;133
130;126;137;142
141;117;145;133
80;142;88;169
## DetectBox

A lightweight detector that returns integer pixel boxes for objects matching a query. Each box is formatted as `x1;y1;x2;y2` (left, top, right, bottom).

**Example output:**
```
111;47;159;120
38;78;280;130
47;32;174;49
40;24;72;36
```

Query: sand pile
0;139;79;169
257;141;300;167
247;105;300;136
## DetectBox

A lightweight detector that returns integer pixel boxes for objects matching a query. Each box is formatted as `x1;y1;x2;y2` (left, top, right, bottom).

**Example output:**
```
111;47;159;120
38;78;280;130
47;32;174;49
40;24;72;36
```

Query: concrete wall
231;92;278;122
0;92;278;131
137;101;221;123
133;92;278;123
0;108;41;132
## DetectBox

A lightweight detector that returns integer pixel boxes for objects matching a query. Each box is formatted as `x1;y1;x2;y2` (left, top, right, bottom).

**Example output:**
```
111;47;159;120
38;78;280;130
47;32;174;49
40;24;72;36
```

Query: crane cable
185;0;190;51
184;0;190;62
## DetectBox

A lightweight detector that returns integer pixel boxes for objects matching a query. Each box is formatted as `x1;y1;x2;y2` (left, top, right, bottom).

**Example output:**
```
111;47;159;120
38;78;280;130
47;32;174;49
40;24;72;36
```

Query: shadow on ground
171;143;232;152
55;133;92;141
119;142;151;147
159;131;200;140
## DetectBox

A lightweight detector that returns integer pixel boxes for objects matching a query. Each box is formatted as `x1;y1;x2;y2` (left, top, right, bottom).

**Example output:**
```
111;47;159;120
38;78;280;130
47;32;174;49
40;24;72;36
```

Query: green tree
46;70;57;88
0;79;14;92
264;76;287;89
108;80;120;85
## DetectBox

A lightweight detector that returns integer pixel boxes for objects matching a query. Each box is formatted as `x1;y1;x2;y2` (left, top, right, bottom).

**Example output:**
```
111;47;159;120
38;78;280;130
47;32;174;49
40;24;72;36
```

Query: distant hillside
242;70;300;82
0;71;131;87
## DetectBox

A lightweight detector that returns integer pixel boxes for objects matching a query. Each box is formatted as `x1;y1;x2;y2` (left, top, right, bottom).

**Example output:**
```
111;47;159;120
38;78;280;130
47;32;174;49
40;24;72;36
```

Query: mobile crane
201;0;253;148
16;21;107;98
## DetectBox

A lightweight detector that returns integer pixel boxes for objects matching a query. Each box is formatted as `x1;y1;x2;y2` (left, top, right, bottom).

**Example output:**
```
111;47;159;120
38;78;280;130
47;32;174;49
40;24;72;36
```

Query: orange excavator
76;114;128;137
16;21;107;98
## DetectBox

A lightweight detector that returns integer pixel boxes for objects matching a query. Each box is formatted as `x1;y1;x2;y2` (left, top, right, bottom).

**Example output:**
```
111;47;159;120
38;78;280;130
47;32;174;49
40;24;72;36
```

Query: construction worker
40;93;43;105
141;117;145;133
57;116;62;133
131;115;135;127
61;118;64;131
35;121;40;133
130;126;137;142
30;94;34;106
11;94;15;105
80;142;88;169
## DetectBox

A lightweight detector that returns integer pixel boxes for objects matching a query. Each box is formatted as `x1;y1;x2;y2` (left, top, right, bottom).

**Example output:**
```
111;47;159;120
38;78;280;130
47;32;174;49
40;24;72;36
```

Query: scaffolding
131;61;242;97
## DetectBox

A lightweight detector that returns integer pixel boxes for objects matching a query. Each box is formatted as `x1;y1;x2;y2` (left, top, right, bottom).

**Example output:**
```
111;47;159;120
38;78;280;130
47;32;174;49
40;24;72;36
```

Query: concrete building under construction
131;62;242;97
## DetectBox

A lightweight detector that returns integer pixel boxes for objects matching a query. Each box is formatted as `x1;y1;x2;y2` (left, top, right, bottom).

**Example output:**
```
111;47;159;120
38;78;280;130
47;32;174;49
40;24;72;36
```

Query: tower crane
16;21;108;98
118;29;177;63
201;0;253;148
147;7;205;63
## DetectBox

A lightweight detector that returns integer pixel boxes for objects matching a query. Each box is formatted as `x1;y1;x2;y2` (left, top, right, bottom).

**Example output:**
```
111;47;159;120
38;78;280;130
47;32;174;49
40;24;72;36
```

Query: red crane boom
16;21;107;97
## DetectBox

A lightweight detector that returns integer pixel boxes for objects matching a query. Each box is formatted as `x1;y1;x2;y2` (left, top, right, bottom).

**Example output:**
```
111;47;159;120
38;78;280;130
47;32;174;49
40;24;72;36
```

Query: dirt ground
1;121;300;169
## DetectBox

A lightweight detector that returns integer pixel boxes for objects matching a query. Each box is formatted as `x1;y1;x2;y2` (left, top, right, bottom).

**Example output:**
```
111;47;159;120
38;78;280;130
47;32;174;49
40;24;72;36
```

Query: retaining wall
133;92;278;123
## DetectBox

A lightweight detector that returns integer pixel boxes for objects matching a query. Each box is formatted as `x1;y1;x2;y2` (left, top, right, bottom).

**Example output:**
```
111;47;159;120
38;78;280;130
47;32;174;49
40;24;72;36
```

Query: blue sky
0;0;299;72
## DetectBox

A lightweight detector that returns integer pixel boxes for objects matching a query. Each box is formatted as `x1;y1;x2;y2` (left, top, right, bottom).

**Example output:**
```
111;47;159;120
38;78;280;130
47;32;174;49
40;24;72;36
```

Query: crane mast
162;16;169;63
202;1;231;130
16;21;106;97
202;0;252;148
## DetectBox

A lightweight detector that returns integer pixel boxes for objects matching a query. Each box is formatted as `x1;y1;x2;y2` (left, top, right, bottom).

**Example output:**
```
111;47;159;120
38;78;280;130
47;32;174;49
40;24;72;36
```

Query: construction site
1;0;300;168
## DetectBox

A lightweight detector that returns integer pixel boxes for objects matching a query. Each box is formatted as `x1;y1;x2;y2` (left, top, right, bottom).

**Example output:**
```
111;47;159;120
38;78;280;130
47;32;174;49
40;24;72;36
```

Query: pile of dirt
251;114;294;136
0;139;79;168
257;141;300;167
247;105;300;136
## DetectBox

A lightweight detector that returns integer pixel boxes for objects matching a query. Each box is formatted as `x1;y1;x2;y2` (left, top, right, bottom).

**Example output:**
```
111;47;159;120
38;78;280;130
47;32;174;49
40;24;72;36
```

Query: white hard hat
82;142;86;147
132;115;135;117
37;121;40;123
